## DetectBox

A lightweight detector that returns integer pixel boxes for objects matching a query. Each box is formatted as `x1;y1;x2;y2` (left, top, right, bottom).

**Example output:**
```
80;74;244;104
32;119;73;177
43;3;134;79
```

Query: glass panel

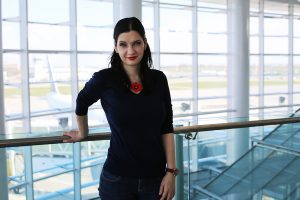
250;55;259;95
29;54;71;82
295;56;300;92
3;53;22;116
28;53;71;115
77;54;109;126
160;0;192;6
264;18;288;36
160;5;192;32
2;22;20;50
87;108;107;126
198;55;227;97
28;24;70;50
250;16;259;35
160;54;193;99
264;37;288;54
250;36;259;54
264;1;288;15
5;86;22;117
145;30;154;52
6;120;24;134
29;82;72;115
294;18;300;37
250;0;259;12
198;112;228;124
198;34;227;53
2;0;19;20
142;4;155;50
77;0;113;27
77;27;113;51
295;4;300;16
294;94;300;105
190;117;300;199
264;94;288;107
28;0;69;24
198;0;227;9
160;31;192;53
160;6;192;53
3;53;21;84
205;145;294;197
142;4;154;30
199;98;227;112
80;140;109;198
198;12;227;34
31;115;72;132
264;123;300;150
173;99;193;116
34;171;74;199
174;116;193;126
77;54;111;82
263;107;290;119
294;38;300;54
250;95;259;109
7;147;26;199
264;56;288;94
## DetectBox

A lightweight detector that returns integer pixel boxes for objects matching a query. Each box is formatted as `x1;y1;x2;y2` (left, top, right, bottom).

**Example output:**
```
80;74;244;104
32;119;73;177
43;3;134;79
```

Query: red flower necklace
130;82;143;93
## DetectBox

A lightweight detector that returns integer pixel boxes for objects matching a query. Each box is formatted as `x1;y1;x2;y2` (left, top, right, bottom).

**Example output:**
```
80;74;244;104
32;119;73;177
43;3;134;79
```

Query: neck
123;65;141;83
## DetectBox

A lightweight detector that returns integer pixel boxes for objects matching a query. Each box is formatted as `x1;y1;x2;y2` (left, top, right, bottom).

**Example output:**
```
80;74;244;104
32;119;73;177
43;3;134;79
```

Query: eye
119;42;127;47
133;41;142;46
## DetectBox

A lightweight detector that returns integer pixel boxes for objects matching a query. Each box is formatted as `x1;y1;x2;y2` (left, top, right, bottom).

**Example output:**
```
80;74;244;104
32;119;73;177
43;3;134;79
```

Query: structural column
0;1;9;199
227;0;250;165
114;0;142;22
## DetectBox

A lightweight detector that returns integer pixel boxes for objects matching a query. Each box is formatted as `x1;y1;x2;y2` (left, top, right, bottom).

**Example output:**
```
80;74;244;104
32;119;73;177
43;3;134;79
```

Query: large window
2;0;114;199
3;0;300;199
198;1;228;116
249;0;300;117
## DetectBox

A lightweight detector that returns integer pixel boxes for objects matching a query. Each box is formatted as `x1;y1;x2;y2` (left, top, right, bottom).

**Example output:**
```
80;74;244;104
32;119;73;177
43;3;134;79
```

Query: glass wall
250;0;300;118
2;0;113;199
2;0;300;199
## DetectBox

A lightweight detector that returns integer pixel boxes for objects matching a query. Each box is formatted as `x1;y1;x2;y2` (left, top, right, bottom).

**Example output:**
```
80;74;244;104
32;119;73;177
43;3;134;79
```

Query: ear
114;46;118;53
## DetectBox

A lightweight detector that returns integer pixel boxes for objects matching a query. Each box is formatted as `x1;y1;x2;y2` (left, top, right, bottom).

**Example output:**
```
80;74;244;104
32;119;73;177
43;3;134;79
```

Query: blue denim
98;169;163;200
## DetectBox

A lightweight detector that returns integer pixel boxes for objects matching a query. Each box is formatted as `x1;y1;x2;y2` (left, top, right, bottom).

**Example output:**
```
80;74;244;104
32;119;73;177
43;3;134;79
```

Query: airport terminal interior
1;0;300;199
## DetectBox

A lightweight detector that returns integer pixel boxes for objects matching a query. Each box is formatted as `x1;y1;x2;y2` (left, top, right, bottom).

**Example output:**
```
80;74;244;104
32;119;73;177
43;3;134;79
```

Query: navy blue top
76;68;174;178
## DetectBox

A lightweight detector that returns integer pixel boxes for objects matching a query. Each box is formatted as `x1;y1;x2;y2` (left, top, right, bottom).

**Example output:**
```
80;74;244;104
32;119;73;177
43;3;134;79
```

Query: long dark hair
109;17;153;92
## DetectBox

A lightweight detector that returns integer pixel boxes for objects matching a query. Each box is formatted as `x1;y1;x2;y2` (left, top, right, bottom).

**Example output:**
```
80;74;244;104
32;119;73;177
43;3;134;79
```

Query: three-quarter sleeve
75;72;103;116
161;72;174;134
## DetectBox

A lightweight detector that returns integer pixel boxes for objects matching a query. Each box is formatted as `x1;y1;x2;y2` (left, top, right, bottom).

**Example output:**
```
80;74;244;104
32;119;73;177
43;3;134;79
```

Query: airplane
42;55;108;129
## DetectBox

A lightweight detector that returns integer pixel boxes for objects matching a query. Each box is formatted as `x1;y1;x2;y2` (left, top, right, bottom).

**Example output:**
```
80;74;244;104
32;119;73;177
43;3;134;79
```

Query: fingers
159;175;175;200
159;184;163;196
63;131;77;143
63;132;71;143
160;190;173;200
159;185;174;200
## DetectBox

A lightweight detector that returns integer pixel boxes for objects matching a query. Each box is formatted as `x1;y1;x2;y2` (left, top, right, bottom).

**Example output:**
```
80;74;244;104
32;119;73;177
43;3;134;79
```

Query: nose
127;45;135;54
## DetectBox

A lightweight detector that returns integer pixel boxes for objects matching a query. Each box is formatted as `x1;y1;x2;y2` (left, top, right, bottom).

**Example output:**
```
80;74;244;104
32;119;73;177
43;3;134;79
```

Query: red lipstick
127;56;138;60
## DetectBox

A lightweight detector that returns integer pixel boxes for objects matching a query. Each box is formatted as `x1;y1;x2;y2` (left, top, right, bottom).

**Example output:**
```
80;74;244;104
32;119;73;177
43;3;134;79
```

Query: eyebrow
118;40;142;44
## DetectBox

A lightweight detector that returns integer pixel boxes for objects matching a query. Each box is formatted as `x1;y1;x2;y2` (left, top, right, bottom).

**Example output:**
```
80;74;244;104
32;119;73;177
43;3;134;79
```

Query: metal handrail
1;117;300;148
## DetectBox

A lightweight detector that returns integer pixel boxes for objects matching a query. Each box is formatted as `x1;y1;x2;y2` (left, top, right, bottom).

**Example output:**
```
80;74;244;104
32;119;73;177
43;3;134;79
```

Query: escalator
195;110;300;199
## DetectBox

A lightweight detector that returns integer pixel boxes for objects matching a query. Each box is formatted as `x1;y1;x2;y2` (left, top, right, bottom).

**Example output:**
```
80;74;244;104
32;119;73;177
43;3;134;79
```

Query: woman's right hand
63;130;85;143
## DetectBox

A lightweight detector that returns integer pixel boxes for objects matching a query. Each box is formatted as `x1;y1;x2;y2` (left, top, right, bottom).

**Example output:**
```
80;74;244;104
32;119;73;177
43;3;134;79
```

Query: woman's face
115;30;146;69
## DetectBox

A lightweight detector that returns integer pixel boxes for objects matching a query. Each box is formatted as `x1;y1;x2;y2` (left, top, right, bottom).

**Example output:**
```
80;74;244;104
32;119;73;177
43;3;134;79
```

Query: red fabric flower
130;82;143;93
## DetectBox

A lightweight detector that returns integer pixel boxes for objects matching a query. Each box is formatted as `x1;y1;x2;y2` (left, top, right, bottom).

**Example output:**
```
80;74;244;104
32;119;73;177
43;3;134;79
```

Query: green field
4;80;300;97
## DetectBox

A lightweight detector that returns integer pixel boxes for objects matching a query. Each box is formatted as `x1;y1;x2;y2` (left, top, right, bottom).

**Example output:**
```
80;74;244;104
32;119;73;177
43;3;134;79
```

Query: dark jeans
99;169;163;200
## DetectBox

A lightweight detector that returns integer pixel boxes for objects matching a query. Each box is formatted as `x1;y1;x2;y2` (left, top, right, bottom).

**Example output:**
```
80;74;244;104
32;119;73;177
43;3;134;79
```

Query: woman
64;17;177;200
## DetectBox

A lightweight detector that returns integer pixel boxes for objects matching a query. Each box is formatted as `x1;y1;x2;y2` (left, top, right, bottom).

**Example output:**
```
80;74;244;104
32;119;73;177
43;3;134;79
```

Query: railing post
175;134;184;200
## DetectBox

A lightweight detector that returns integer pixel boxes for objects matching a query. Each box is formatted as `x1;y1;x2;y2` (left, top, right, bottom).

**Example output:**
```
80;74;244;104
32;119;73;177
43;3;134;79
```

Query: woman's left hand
159;173;175;200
